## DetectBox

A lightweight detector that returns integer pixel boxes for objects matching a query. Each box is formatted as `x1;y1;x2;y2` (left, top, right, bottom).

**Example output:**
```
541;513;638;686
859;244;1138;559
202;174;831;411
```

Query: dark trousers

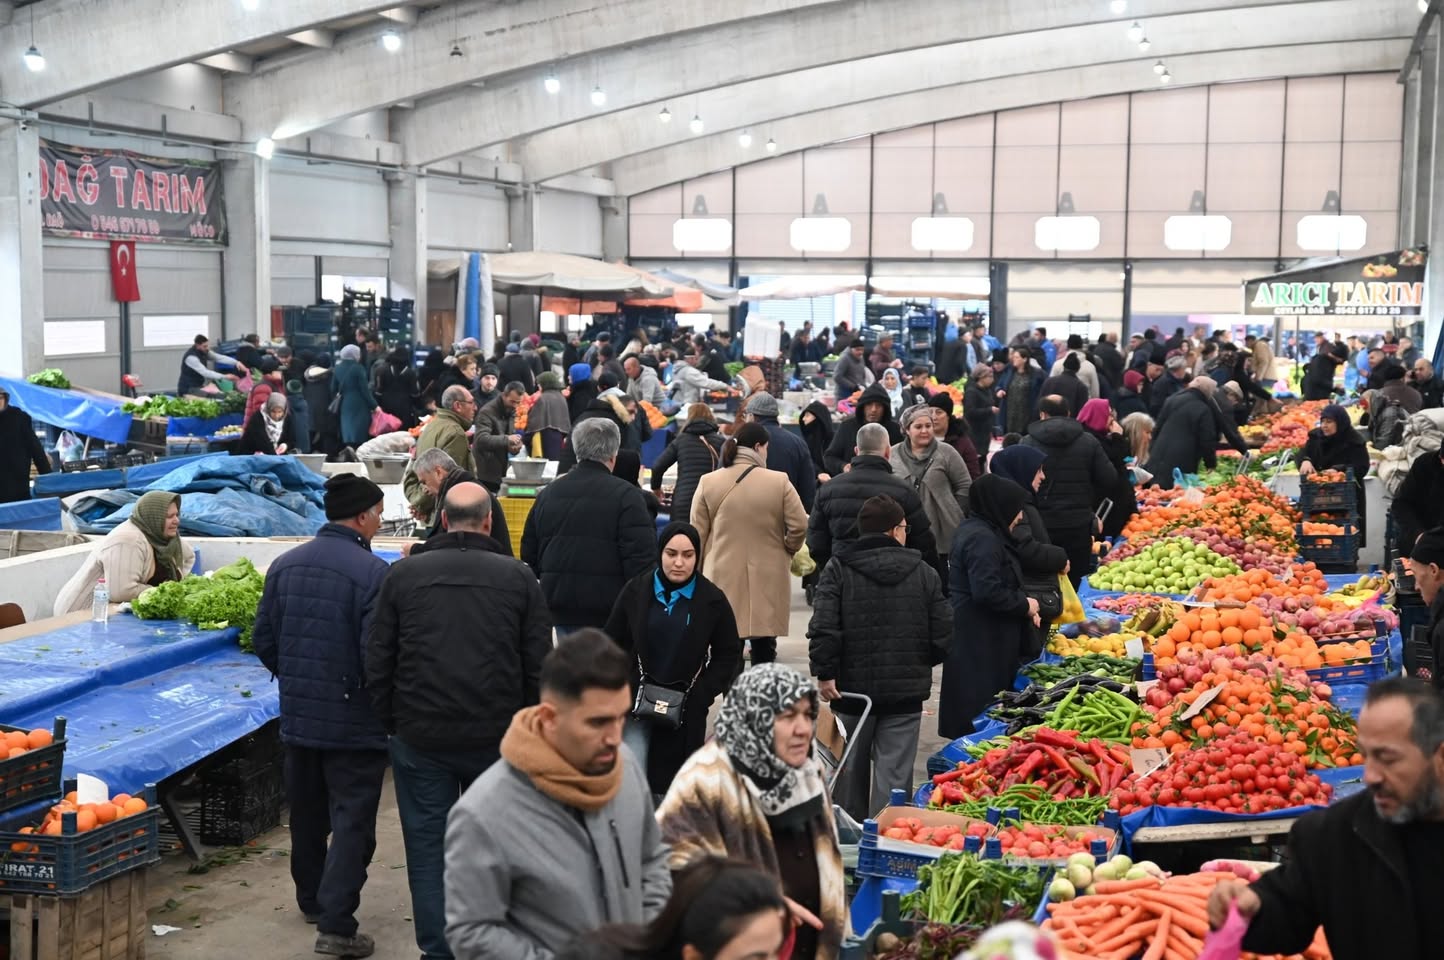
1050;525;1094;589
748;636;778;664
390;737;500;960
285;745;388;938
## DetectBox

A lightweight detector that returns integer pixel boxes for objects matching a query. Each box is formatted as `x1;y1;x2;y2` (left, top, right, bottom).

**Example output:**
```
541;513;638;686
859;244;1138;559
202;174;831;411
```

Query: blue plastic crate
1297;521;1359;565
1307;657;1386;685
1298;470;1357;514
856;838;938;881
0;783;159;895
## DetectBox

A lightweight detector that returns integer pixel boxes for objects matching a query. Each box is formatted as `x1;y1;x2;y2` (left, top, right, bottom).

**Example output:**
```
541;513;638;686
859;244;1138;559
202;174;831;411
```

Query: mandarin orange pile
1121;477;1298;550
9;790;149;853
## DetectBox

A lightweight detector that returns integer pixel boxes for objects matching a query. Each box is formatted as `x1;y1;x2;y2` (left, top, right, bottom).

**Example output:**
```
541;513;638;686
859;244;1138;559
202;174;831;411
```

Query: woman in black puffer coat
649;404;725;522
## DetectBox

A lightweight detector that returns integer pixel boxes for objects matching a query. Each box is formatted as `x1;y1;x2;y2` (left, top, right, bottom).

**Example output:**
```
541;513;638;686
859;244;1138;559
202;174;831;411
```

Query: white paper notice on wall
743;315;781;359
142;315;209;348
42;320;106;357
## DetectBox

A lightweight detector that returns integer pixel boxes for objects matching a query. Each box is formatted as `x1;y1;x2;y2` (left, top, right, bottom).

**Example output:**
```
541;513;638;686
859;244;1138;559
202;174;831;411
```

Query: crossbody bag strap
709;464;760;517
636;649;710;693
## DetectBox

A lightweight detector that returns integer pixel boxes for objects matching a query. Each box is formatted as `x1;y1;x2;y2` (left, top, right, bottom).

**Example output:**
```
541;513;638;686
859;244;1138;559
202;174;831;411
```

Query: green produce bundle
132;557;265;651
1020;654;1140;687
937;784;1109;827
901;853;1044;926
27;369;71;389
122;396;222;419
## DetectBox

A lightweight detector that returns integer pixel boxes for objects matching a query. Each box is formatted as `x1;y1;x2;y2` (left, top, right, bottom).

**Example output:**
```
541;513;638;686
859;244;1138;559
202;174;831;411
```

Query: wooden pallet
8;870;147;960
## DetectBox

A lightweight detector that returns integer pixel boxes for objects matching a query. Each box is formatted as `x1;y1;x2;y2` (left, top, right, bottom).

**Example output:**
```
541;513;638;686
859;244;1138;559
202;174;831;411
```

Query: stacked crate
1296;468;1359;572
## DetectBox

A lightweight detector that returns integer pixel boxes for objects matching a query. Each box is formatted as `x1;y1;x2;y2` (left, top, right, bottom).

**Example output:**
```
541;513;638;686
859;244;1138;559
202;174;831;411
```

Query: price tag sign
1130;748;1170;778
1179;681;1230;721
1136;679;1159;699
75;773;109;806
1124;636;1147;659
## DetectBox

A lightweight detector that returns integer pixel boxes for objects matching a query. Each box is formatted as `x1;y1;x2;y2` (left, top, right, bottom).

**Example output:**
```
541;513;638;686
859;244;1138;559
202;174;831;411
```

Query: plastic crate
1298;470;1357;514
200;756;283;847
0;718;66;817
0;783;160;895
498;496;535;557
1307;658;1387;685
1296;522;1359;565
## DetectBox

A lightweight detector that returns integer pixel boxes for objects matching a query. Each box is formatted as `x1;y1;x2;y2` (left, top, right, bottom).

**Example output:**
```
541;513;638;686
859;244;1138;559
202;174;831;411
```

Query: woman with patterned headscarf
657;664;846;959
54;491;196;614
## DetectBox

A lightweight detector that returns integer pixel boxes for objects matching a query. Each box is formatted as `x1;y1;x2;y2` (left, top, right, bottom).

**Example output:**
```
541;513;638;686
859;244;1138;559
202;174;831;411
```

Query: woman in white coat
55;492;195;614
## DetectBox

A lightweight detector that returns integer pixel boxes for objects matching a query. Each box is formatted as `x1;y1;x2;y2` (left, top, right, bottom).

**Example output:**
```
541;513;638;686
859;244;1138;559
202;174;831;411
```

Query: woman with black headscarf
1298;403;1371;543
939;475;1042;739
604;521;741;796
990;445;1070;659
798;400;835;479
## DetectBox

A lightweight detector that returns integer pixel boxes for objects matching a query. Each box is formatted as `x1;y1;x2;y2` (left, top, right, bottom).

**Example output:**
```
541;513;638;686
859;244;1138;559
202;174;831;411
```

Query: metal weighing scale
499;458;558;499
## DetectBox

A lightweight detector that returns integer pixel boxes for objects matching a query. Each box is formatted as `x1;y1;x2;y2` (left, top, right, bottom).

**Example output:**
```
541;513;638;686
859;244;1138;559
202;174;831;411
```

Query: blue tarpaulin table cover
0;497;62;531
0;378;133;444
165;413;242;437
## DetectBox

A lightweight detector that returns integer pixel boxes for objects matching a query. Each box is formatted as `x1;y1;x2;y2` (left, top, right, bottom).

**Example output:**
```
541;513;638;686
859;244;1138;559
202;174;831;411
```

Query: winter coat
302;367;337;448
0;406;49;504
822;384;903;475
942;429;984;481
366;532;552;754
1021;417;1117;531
376;362;419;428
656;741;846;960
668;361;730;407
331;358;378;446
649;419;723;523
1092;341;1124;392
1300;427;1370;485
234;408;298;457
471;394;517;491
1110;387;1148;421
808;535;951;714
1251;339;1276;381
445;751;671;960
521;460;655;627
1038;372;1090;421
1148;373;1188;418
497;352;537;394
754;414;818;512
1390;451;1444;553
244;381;274;424
1240;791;1424;960
604;570;741;795
54;520;197;615
939;517;1034;739
691;447;808;638
1367;358;1408;393
869;344;899;379
998;365;1046;436
808;455;940;573
624;365;667;405
558;395;641;477
251;524;391;751
415;467;512;556
962;382;997;453
1375;380;1424;416
799;401;835;476
890;439;971;553
566;379;600;424
1012;501;1068;579
1050;351;1101;399
832;350;872;396
1302;354;1342;401
1414;375;1444;410
403;410;477;520
1086;428;1138;538
1144;388;1246;490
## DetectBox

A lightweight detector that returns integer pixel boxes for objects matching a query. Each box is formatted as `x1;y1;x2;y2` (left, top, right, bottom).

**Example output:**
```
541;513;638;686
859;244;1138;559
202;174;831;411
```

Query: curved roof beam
609;38;1409;196
226;0;844;141
517;0;1412;183
397;0;1398;166
0;0;402;108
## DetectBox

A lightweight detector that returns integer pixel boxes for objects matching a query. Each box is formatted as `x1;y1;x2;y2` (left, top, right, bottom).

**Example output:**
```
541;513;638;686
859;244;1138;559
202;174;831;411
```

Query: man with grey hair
521;418;653;635
807;421;940;577
404;447;512;558
404;386;478;526
1207;677;1444;959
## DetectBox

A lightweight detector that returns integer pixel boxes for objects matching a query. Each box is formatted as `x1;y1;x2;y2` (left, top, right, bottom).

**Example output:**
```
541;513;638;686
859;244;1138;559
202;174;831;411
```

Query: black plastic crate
1298;469;1357;513
0;718;66;816
0;782;160;895
200;756;284;846
1297;521;1359;565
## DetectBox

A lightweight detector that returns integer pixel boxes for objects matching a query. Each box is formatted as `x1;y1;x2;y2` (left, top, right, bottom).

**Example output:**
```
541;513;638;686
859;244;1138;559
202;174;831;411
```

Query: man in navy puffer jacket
253;473;390;959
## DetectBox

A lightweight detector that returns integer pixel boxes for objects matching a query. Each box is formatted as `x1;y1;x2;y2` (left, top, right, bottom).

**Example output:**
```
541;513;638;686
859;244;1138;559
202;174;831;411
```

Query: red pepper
1040;744;1074;775
932;768;967;785
1033;728;1082;749
1014;749;1048;781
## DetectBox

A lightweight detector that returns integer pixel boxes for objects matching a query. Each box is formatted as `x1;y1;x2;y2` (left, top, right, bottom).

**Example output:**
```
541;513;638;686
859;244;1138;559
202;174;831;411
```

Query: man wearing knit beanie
252;471;389;958
807;494;950;820
745;391;817;511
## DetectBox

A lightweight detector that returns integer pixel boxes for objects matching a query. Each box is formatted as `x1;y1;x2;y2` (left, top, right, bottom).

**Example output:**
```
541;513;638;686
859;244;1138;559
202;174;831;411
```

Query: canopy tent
650;268;740;305
614;263;704;312
487;251;672;298
738;275;867;301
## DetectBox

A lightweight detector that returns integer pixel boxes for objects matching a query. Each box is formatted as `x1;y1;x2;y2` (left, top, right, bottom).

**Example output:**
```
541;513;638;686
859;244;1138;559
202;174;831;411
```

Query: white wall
270;159;390;247
271;254;316;307
427;179;509;252
103;65;224;113
536;191;603;256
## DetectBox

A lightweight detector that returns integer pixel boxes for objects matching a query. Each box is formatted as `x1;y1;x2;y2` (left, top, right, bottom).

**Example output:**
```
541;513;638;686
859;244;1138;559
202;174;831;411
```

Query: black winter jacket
521;460;656;627
755;415;818;512
1144;388;1247;490
799;400;835;476
252;524;390;751
1302;354;1342;401
1092;341;1124;393
1391;451;1444;553
1241;791;1424;960
1088;428;1138;538
1037;373;1090;421
471;394;516;490
1148;372;1187;418
416;467;512;556
497;352;537;394
1110;387;1148;421
234;409;299;457
376;362;419;429
962;382;996;447
1021;418;1116;531
806;455;939;573
557;396;642;481
366;532;552;753
823;384;903;475
808;535;950;715
604;569;741;795
649;419;723;523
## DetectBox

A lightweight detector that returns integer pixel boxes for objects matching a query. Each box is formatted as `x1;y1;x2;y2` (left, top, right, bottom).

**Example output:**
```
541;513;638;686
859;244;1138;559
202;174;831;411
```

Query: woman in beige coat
691;422;807;666
55;491;196;614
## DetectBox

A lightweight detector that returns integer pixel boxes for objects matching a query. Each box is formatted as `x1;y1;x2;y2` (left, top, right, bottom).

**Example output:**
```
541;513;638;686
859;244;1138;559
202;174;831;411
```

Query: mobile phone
1095;498;1114;523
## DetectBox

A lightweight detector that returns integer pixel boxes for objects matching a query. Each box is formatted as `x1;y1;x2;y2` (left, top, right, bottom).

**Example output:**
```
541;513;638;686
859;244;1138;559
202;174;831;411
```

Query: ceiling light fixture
22;6;43;72
590;85;606;107
766;138;777;153
1126;20;1144;43
450;43;463;58
1153;59;1166;75
1137;36;1151;52
738;130;753;148
380;29;402;52
1421;0;1431;13
1159;69;1172;84
255;137;275;159
1109;0;1127;13
543;72;560;95
689;114;704;135
658;106;671;123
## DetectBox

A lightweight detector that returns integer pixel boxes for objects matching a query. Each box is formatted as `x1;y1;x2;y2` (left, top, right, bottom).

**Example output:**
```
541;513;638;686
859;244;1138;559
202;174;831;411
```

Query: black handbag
1023;573;1063;622
632;653;708;730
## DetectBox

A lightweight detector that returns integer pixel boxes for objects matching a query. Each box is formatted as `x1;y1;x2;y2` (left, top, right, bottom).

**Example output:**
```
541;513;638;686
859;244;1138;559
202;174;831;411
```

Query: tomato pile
880;816;991;850
993;823;1108;859
1110;733;1333;816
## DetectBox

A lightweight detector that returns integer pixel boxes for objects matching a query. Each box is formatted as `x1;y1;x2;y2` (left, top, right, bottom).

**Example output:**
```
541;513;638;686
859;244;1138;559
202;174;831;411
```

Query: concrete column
0;120;45;376
1413;26;1439;249
386;170;427;334
1427;20;1444;361
601;195;628;261
505;185;537;334
220;154;271;341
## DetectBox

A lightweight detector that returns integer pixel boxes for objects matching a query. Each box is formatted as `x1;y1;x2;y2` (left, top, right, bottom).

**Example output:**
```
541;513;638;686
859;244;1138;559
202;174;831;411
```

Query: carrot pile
1042;872;1331;960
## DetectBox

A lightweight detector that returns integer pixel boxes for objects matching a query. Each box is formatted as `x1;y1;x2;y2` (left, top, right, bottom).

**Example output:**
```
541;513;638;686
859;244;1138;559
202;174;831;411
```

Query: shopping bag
1055;573;1085;625
369;408;402;437
790;543;816;578
1195;904;1249;960
56;429;84;463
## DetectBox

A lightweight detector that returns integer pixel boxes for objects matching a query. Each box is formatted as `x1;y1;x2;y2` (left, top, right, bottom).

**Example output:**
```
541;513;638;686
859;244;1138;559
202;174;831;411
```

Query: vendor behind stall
54;492;195;614
0;386;51;503
177;334;246;396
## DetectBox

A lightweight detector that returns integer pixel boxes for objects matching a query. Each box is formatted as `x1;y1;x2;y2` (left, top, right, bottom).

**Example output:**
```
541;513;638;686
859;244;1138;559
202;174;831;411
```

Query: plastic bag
56;429;84;463
370;408;402;437
234;373;255;394
1055;573;1085;625
1196;903;1248;960
790;543;816;578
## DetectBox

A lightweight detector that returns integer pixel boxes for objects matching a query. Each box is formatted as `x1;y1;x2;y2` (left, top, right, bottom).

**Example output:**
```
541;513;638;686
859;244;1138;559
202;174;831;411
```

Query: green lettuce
131;558;265;652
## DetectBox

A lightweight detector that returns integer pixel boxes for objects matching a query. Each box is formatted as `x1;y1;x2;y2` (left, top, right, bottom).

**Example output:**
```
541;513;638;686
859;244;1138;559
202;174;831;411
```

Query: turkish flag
109;241;140;302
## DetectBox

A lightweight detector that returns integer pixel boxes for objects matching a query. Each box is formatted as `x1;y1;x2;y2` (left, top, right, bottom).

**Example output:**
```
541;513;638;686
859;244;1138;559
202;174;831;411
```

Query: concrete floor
145;578;951;959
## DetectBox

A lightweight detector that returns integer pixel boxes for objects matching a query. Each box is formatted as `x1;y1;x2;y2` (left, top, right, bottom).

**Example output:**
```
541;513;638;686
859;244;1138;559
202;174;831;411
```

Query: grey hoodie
444;747;671;960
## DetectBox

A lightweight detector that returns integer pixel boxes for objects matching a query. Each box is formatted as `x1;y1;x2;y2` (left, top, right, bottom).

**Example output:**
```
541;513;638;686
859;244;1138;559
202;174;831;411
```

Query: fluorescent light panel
671;218;732;252
789;217;852;253
1296;215;1367;252
910;217;975;252
1164;215;1232;252
1035;216;1101;252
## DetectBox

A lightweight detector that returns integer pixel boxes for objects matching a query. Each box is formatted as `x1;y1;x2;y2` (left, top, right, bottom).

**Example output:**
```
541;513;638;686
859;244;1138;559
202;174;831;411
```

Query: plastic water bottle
91;578;109;623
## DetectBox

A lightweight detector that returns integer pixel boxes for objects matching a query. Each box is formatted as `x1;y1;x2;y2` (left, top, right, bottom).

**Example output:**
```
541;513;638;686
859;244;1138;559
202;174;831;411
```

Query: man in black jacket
1366;347;1408;393
521;417;654;632
745;392;817;511
0;388;50;503
1409;358;1444;410
809;496;950;820
1208;677;1444;960
1145;378;1247;491
808;423;939;575
406;447;511;557
1409;530;1444;689
1148;355;1190;417
823;383;904;476
1301;342;1345;401
368;482;552;960
1021;396;1116;586
472;382;526;491
1392;449;1444;555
